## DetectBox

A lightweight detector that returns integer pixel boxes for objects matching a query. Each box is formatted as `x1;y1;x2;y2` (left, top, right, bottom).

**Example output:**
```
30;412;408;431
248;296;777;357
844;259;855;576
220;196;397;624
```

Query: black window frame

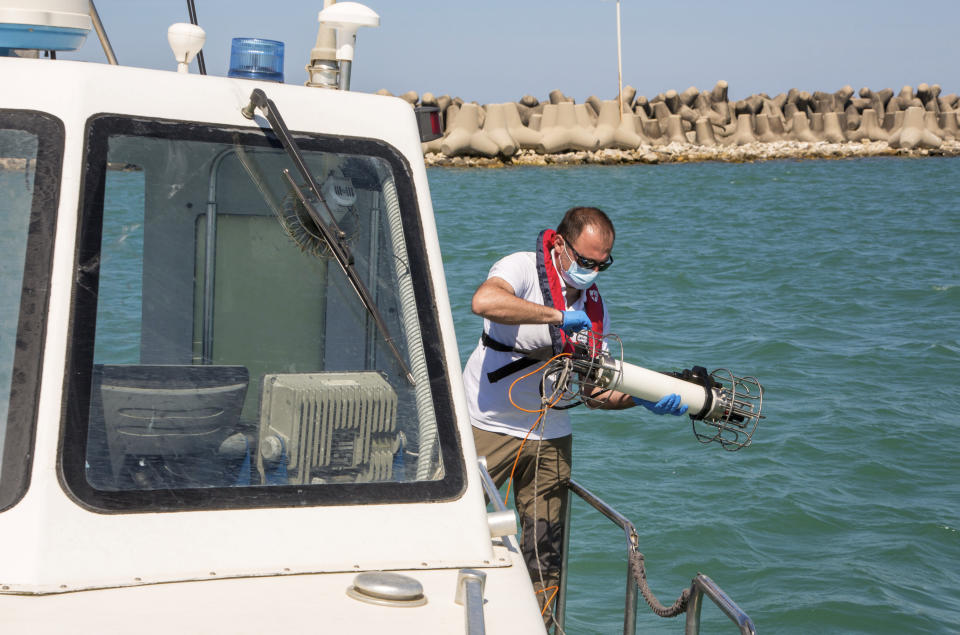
59;113;465;513
0;109;64;512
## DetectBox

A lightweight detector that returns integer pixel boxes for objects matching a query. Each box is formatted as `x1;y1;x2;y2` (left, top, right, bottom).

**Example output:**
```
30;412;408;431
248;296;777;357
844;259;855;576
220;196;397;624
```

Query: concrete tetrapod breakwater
377;82;960;166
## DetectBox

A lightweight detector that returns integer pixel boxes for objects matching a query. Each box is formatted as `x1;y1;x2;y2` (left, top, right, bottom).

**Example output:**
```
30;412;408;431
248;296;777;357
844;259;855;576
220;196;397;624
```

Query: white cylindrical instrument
602;358;710;414
579;353;764;450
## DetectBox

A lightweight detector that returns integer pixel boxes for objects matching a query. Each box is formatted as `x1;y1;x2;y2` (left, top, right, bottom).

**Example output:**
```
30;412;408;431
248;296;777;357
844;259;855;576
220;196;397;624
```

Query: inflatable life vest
483;228;605;383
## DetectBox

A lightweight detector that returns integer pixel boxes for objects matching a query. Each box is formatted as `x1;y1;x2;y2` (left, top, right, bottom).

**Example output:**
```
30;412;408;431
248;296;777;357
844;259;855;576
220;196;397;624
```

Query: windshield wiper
242;88;415;385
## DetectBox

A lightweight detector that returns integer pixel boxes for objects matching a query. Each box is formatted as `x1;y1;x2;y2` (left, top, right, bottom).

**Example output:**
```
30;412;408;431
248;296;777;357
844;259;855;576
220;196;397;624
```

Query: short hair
557;207;615;243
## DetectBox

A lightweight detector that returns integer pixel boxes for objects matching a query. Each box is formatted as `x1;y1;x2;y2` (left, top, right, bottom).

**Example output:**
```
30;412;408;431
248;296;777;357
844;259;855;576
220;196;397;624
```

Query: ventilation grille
322;175;357;208
259;372;397;484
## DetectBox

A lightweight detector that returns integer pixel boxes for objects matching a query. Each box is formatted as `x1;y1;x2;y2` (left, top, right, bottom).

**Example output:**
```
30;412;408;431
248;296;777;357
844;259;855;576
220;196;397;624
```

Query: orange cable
506;352;571;413
537;585;560;615
502;353;570;507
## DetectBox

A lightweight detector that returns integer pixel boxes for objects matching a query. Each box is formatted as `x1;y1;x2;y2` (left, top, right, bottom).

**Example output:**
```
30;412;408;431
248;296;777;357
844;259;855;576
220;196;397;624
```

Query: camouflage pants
473;427;572;617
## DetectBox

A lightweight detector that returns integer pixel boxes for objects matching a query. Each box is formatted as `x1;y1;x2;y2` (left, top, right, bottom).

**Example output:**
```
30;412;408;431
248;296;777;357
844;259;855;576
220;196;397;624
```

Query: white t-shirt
463;251;610;439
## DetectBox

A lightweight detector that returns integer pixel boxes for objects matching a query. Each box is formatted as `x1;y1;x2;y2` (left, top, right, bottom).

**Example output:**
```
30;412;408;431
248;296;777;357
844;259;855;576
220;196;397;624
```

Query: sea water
429;157;960;634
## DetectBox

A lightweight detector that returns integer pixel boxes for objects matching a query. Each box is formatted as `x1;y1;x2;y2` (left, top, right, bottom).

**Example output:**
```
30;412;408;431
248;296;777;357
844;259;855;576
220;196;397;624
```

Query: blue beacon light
227;38;284;83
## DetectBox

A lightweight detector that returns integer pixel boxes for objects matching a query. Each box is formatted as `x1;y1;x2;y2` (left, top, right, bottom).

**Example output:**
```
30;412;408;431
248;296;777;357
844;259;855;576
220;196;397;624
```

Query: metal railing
556;478;756;635
686;573;756;635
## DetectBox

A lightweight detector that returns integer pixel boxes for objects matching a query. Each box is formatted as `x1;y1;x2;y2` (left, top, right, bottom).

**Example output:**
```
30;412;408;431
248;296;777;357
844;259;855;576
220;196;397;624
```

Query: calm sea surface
428;158;960;634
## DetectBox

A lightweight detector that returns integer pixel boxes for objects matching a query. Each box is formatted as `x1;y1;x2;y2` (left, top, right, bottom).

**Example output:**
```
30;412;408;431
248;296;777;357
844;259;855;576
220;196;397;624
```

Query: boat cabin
0;3;550;632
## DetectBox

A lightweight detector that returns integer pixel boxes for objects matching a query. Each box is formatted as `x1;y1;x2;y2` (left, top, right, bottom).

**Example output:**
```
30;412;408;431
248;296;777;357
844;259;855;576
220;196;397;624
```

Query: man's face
557;224;614;272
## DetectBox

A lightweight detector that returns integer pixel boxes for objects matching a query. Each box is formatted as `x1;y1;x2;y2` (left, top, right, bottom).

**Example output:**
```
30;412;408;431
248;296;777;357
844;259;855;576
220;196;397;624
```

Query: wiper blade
242;89;415;385
282;170;414;385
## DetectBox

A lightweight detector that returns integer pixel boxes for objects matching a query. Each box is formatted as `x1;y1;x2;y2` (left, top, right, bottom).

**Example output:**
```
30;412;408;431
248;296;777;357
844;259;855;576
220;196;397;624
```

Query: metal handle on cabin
478;458;520;545
477;457;506;512
455;569;487;635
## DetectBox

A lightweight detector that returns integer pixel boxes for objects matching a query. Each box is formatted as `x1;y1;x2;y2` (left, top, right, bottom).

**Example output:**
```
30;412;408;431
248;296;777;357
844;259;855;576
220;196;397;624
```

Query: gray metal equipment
258;371;399;484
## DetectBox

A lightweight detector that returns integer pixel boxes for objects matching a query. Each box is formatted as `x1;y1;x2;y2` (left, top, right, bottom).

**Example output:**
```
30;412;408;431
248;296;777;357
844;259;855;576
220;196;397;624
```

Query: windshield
62;115;463;511
0;110;62;511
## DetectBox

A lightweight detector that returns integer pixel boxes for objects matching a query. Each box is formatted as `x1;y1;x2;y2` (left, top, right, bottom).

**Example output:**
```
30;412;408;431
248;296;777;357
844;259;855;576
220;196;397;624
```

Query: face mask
560;245;599;290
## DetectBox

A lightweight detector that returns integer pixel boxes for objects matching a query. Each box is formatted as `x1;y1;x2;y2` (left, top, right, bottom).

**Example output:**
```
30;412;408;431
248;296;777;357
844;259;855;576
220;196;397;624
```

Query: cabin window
62;115;463;511
0;110;62;512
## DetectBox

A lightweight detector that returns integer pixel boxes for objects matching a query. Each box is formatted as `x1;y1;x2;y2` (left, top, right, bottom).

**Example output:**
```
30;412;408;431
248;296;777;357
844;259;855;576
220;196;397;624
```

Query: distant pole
186;0;206;74
616;0;623;120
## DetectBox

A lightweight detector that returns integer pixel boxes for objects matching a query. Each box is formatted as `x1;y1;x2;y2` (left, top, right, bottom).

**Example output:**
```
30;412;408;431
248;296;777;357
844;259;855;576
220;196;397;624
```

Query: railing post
624;550;638;634
687;574;756;635
555;484;572;633
685;583;705;635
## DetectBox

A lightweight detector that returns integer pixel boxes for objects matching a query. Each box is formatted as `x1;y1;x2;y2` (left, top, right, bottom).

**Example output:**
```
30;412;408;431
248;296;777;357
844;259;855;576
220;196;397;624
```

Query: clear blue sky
62;0;959;103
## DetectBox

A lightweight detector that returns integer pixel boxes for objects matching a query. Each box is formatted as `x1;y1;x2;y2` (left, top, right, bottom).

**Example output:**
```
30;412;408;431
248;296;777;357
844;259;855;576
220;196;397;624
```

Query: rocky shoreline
425;140;960;168
378;80;960;167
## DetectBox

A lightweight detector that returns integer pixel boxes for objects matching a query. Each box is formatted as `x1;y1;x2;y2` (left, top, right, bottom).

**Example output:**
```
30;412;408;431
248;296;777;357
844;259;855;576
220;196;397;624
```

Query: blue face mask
560;245;600;290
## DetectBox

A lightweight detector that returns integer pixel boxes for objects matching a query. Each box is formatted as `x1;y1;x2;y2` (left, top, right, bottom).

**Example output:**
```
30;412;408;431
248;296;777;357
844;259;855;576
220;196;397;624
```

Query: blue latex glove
633;393;689;416
560;310;592;334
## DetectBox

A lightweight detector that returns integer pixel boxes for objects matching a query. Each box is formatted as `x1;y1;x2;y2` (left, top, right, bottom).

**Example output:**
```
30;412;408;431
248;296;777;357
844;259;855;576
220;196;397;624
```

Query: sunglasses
562;235;614;271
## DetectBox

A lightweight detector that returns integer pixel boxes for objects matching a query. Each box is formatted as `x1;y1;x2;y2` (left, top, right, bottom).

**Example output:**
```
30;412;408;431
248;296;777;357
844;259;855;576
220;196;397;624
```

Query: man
462;206;687;623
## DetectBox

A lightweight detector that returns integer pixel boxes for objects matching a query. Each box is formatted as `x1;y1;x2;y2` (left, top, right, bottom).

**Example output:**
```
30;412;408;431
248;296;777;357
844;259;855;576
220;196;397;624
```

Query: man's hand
632;393;689;416
560;310;592;334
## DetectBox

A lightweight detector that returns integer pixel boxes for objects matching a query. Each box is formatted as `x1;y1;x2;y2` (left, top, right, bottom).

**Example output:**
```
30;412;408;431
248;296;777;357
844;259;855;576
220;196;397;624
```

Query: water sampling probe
531;330;764;450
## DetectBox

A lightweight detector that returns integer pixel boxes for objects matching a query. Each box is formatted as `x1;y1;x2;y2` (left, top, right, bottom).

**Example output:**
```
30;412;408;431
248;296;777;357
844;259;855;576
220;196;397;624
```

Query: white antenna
167;23;206;74
317;1;380;91
306;0;339;88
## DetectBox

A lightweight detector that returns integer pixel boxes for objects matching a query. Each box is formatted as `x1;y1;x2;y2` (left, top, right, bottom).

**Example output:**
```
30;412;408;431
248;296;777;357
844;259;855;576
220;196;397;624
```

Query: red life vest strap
537;229;605;355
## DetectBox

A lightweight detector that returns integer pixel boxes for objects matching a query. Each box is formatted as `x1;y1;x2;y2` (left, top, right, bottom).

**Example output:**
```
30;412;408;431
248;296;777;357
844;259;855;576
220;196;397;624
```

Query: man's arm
582;388;635;410
584;388;688;417
584;389;688;416
471;277;564;326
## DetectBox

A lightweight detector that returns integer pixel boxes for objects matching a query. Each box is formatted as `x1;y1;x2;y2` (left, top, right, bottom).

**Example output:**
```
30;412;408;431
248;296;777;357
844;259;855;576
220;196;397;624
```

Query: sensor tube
597;358;709;414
